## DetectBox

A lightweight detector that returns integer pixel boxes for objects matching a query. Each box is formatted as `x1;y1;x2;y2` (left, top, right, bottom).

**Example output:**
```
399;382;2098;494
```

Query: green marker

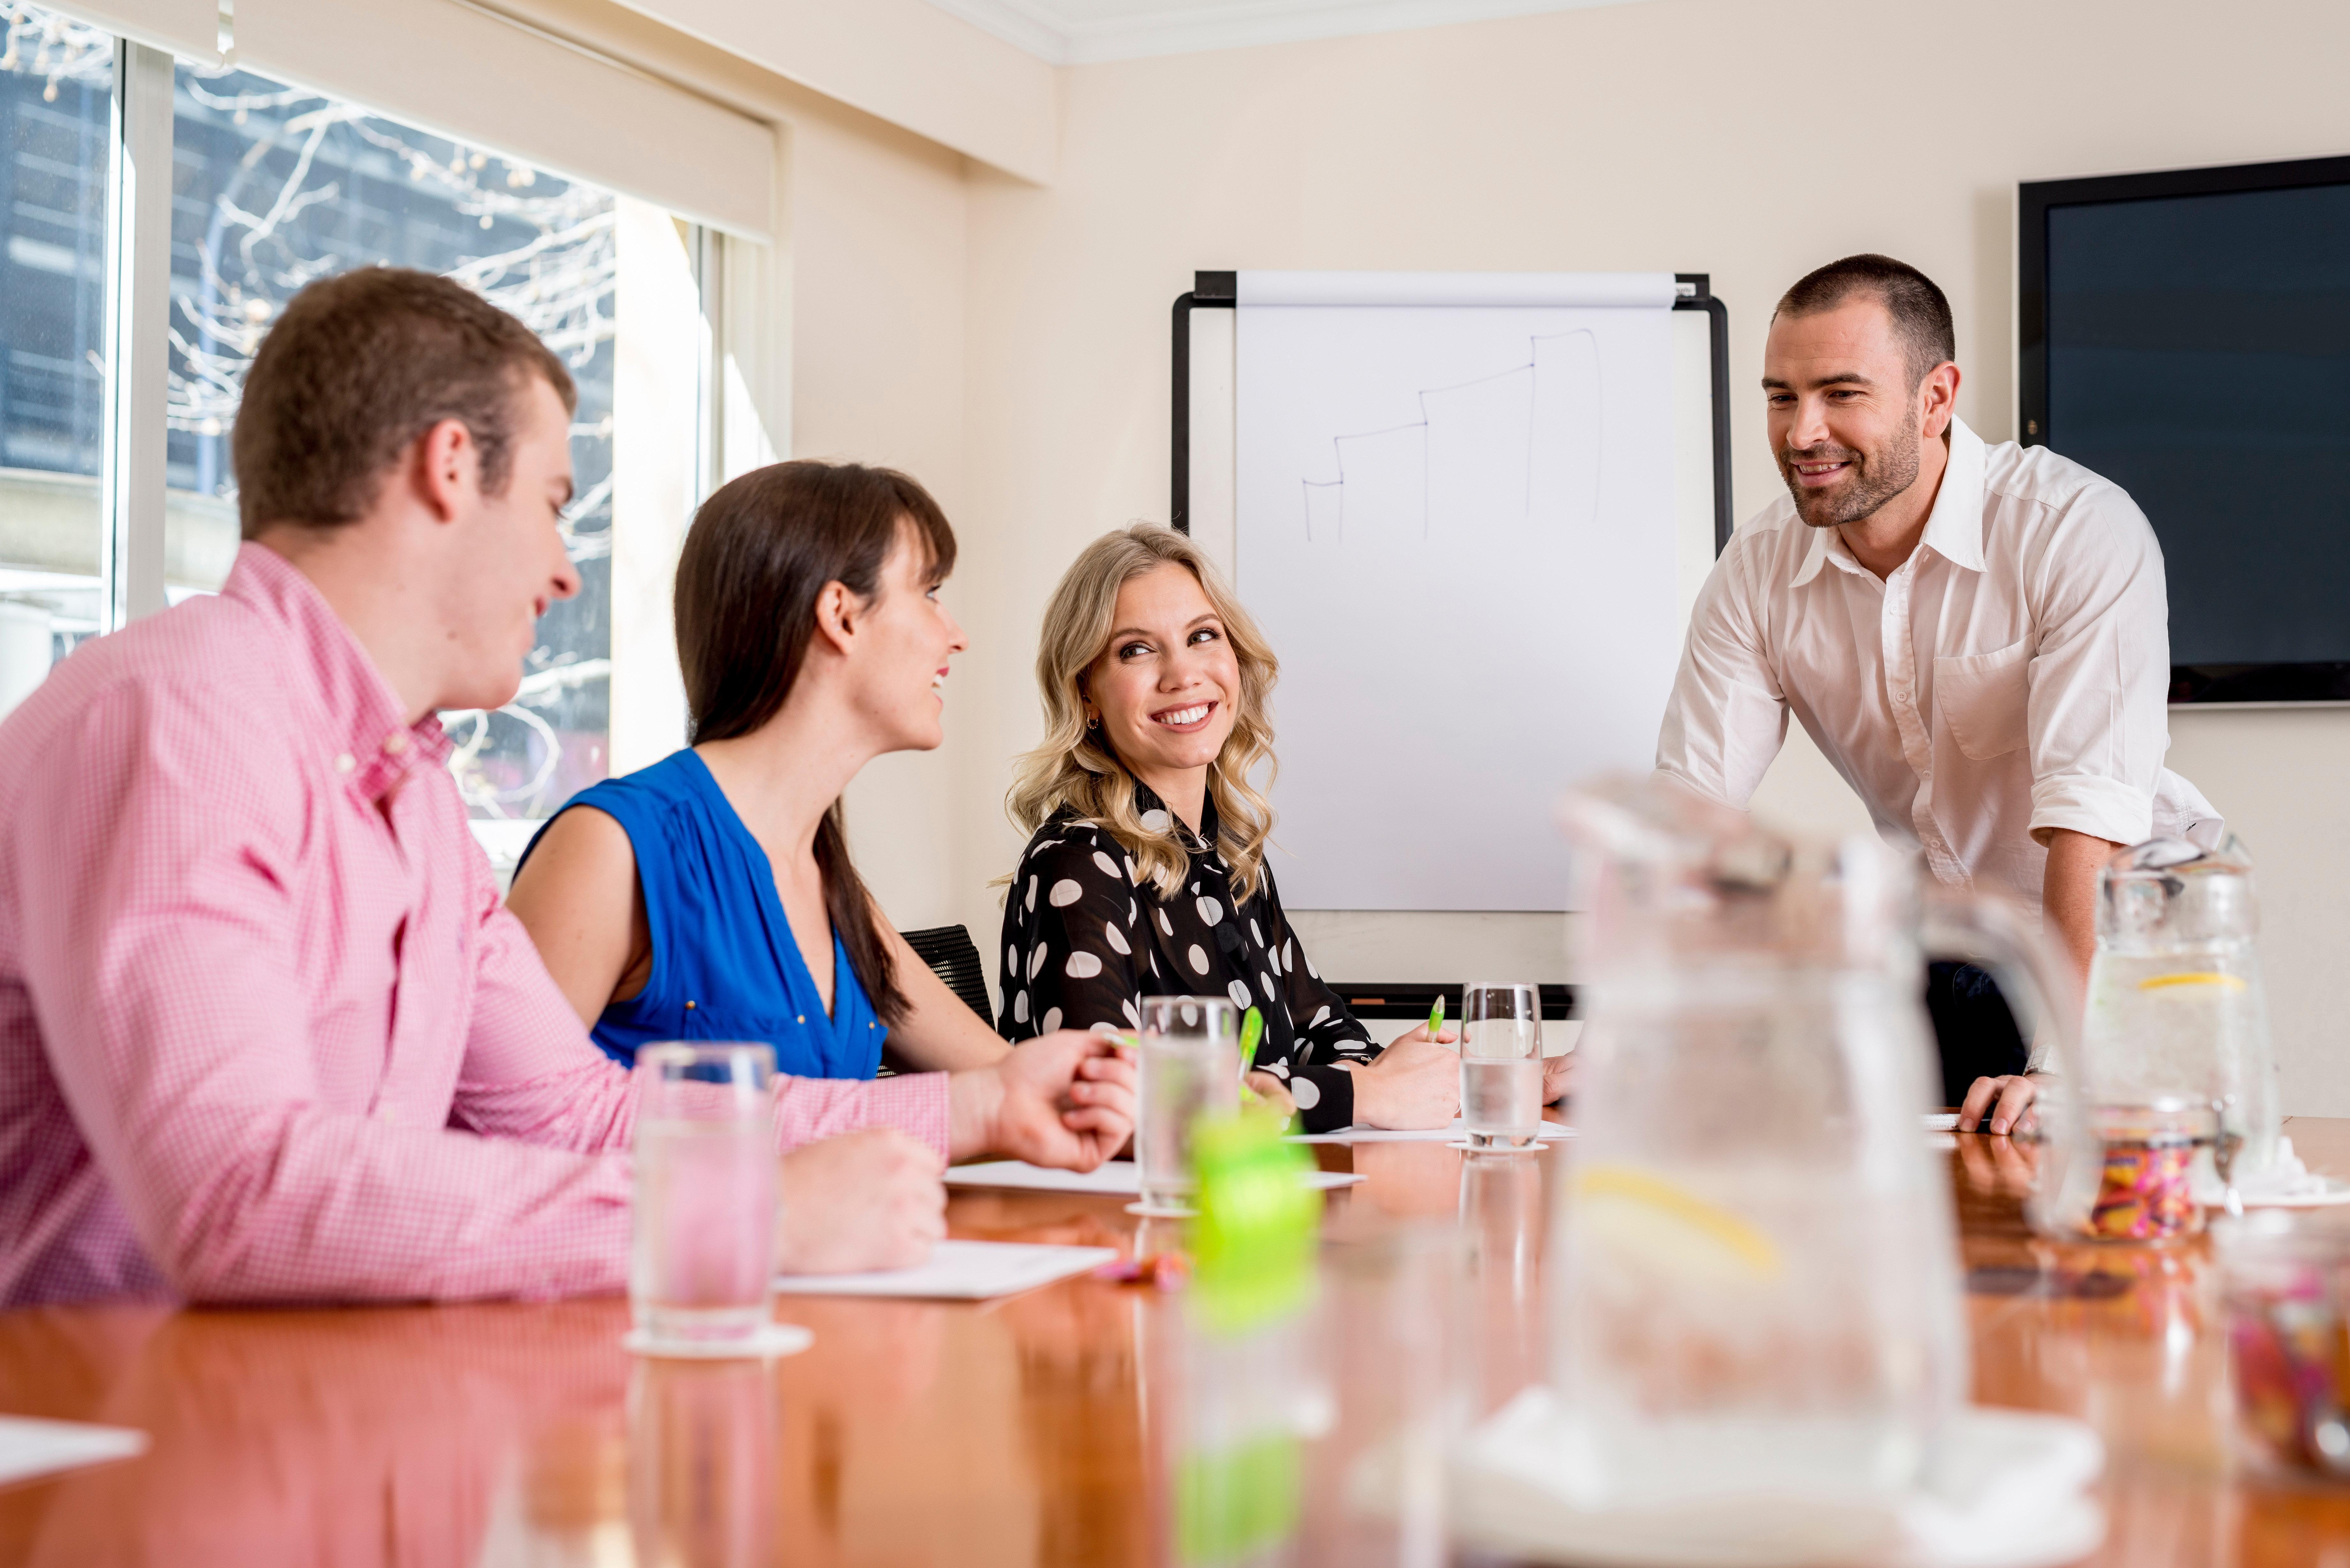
1239;1006;1264;1082
1428;993;1446;1039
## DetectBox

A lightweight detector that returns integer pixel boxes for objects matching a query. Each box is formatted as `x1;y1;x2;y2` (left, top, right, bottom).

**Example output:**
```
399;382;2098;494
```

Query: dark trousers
1923;961;2029;1109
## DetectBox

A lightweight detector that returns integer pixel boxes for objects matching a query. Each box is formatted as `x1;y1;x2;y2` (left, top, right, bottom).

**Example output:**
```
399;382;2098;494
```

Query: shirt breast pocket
1933;638;2032;761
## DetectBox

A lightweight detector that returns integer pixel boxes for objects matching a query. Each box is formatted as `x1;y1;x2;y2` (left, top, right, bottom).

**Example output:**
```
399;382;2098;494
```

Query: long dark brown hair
674;460;958;1027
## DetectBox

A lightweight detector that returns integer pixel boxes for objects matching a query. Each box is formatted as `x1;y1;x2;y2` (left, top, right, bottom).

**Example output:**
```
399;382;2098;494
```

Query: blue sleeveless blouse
518;749;886;1077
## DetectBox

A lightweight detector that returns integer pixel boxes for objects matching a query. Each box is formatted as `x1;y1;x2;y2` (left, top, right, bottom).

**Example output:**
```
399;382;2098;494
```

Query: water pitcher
1547;779;2087;1510
2082;837;2278;1193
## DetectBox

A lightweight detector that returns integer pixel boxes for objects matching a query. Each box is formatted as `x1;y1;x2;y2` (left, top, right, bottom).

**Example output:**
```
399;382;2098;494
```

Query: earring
1085;713;1100;730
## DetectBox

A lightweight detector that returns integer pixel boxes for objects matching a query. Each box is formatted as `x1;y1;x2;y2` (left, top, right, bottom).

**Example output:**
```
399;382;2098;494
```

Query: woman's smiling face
1084;562;1239;792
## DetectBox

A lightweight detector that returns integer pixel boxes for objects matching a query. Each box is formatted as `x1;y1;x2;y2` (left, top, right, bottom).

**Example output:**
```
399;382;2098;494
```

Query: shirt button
334;753;356;774
383;732;410;756
684;1000;695;1010
796;1015;805;1025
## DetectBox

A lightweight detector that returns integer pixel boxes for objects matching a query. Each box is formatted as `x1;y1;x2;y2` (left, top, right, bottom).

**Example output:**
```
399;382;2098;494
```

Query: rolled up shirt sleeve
2022;486;2170;848
1655;538;1790;810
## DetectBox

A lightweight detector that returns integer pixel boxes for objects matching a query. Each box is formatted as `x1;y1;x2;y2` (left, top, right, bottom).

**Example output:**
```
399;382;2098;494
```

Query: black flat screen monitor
2020;155;2350;704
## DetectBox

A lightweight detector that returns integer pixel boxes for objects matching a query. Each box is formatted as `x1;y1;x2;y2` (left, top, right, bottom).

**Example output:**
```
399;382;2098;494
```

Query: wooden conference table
7;1121;2350;1566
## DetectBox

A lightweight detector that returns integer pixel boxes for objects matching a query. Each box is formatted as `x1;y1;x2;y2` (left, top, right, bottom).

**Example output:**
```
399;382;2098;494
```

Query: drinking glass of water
1459;983;1544;1150
1135;996;1241;1215
631;1042;777;1350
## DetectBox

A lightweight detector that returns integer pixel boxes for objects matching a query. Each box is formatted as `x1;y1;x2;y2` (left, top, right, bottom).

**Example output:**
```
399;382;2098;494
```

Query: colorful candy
2229;1286;2350;1476
2088;1135;2199;1241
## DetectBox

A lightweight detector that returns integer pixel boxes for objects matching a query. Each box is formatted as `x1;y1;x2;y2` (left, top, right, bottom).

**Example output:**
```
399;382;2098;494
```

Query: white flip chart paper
771;1240;1119;1300
1234;272;1681;910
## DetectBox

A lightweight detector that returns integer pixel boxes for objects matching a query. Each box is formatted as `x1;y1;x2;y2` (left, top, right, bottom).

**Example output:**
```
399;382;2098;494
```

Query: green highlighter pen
1239;1006;1264;1080
1428;993;1446;1039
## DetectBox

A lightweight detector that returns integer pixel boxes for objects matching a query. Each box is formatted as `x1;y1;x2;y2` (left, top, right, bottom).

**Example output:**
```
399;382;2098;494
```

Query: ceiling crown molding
610;0;1060;183
923;0;1649;66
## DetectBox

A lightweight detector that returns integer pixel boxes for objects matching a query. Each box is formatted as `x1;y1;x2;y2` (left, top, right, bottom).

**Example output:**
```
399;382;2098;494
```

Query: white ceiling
922;0;1652;65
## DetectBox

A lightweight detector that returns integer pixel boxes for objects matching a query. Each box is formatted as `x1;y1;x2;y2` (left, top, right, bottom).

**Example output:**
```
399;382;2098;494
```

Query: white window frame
95;37;170;630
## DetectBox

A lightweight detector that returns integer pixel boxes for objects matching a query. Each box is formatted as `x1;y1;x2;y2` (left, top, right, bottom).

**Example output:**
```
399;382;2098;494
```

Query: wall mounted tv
2021;154;2350;704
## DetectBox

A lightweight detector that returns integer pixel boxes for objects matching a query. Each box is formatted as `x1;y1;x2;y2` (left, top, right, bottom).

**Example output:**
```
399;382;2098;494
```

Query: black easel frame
1169;270;1733;552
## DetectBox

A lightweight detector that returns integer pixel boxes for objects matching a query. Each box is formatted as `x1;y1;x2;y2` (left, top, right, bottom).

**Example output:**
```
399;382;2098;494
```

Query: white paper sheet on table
944;1160;1363;1194
772;1240;1119;1300
1290;1118;1574;1145
0;1415;146;1486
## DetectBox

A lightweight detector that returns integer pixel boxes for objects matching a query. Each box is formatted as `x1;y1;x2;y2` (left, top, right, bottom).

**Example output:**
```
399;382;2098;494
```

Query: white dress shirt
1656;418;2219;908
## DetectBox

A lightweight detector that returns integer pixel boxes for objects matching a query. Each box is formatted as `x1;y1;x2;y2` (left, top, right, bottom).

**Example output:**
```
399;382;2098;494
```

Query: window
0;7;727;871
168;58;618;823
0;1;109;712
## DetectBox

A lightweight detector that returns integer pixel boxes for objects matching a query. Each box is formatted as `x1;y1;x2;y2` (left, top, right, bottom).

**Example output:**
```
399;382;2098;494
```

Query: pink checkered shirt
0;543;949;1306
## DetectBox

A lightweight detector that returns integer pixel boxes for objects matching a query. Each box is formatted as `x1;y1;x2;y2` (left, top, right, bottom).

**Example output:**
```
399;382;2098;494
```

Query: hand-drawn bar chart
1301;328;1601;545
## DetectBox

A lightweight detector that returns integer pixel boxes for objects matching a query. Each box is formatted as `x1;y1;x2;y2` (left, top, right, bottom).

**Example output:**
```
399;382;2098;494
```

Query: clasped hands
776;1030;1135;1275
1338;1025;1577;1131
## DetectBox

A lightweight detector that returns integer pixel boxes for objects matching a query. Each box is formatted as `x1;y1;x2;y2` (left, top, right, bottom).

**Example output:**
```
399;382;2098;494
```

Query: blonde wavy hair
1007;524;1281;903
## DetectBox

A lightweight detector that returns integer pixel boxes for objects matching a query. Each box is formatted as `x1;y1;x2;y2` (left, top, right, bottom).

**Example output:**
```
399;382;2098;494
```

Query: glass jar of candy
2085;1101;2215;1243
2217;1209;2350;1480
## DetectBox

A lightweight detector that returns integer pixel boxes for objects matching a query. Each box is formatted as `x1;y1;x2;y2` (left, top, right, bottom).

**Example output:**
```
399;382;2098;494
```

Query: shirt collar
1129;775;1218;849
1789;522;1836;588
1786;416;1988;586
1917;416;1987;574
222;542;454;802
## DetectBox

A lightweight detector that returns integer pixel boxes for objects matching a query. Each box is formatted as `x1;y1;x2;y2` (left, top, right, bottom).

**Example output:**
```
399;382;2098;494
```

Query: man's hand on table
1954;1121;2041;1196
1960;1073;2040;1136
776;1128;946;1274
947;1029;1137;1168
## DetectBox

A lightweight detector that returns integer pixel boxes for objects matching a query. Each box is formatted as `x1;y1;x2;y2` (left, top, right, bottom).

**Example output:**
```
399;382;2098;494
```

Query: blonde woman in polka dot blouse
998;526;1461;1135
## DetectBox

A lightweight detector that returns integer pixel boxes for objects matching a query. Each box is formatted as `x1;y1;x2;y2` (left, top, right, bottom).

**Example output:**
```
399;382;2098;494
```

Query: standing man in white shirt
1655;254;2219;1136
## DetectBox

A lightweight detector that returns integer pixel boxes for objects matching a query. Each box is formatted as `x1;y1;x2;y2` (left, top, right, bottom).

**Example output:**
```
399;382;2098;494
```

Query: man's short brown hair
1773;254;1956;389
232;267;577;538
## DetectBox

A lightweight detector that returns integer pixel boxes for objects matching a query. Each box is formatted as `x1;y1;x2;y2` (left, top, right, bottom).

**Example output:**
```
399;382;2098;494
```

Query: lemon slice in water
1573;1164;1783;1282
2136;972;2247;993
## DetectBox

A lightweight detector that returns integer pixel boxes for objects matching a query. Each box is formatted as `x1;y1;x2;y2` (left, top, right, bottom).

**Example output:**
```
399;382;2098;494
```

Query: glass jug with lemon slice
1543;778;2090;1512
2081;837;2278;1222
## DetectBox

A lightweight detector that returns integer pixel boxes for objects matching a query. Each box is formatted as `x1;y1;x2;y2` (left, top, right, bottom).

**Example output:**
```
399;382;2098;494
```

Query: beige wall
781;98;979;936
925;0;2350;1110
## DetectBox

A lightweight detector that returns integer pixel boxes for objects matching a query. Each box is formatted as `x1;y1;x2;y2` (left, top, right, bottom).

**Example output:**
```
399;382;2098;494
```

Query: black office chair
899;924;994;1023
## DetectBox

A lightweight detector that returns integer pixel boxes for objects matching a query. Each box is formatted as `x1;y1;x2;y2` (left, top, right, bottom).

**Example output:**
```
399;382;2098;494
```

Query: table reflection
629;1359;774;1568
1456;1152;1547;1428
0;1300;631;1566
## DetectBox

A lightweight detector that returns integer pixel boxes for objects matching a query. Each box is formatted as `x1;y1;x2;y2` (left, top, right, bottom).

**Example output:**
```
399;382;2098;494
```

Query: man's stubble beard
1782;406;1922;529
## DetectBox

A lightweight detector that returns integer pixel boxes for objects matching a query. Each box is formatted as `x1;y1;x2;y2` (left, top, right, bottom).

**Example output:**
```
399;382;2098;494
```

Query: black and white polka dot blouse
996;780;1378;1133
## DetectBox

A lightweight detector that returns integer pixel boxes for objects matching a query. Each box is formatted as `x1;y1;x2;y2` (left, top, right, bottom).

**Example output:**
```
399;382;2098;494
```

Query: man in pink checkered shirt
0;269;1134;1307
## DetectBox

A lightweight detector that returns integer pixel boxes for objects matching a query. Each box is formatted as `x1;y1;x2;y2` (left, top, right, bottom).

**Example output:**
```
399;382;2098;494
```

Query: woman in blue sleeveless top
506;462;1035;1081
516;750;889;1077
